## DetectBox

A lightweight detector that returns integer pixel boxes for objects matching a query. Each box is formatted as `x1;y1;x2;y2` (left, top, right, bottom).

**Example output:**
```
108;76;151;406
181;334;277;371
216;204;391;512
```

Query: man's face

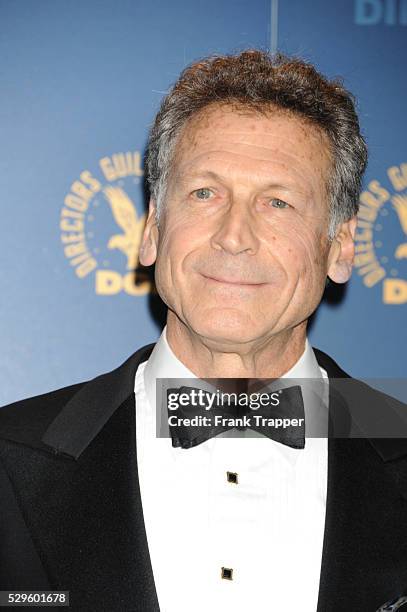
140;104;355;346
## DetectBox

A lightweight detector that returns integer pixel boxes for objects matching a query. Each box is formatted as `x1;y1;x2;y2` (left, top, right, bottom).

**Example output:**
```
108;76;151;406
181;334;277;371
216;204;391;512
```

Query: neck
165;310;308;379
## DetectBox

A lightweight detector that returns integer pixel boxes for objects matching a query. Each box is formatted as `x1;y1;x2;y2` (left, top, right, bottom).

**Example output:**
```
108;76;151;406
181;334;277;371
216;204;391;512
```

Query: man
1;50;407;612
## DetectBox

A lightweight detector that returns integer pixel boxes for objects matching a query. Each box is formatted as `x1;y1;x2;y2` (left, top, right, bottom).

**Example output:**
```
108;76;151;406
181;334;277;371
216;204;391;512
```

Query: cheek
156;210;188;260
297;230;326;270
155;220;201;283
267;224;326;282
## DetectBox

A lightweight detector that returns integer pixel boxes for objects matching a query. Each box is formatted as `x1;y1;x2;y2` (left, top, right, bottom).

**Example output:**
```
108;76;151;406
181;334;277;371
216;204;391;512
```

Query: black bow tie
166;384;305;450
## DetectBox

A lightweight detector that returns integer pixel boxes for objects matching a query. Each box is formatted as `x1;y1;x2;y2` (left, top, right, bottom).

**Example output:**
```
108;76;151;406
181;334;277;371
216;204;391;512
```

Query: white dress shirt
135;326;329;611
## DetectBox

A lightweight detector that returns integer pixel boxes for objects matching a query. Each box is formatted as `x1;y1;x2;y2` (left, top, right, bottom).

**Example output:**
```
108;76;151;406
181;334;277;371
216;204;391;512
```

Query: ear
139;199;159;266
327;215;358;284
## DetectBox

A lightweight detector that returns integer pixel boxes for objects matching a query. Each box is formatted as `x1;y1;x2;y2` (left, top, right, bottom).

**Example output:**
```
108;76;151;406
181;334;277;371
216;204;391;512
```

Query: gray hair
146;49;368;240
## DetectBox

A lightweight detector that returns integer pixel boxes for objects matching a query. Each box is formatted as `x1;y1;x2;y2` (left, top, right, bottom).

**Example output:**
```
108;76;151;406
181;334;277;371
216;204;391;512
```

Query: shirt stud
221;567;233;580
226;471;238;484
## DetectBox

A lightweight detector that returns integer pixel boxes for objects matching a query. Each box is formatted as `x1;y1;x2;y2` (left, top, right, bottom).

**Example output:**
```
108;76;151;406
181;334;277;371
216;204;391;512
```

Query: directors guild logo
60;152;154;296
354;162;407;304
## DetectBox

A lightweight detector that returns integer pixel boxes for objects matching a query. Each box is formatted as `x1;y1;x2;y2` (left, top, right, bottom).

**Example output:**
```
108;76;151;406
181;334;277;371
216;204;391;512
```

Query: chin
189;311;265;345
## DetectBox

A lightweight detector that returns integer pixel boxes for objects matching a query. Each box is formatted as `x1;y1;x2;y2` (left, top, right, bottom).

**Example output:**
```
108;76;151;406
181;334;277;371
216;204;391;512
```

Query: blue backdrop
0;0;405;407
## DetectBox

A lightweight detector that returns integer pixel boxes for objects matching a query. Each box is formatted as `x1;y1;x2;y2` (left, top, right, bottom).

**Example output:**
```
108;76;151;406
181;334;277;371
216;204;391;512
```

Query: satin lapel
314;349;407;611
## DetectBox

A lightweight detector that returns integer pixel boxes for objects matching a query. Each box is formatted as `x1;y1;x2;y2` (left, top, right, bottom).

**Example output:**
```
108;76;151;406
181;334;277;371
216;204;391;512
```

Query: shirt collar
142;325;328;462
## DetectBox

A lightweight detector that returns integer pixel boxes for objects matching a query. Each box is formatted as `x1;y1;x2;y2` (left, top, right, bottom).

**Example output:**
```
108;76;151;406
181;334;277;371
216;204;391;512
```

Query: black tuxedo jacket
1;343;407;612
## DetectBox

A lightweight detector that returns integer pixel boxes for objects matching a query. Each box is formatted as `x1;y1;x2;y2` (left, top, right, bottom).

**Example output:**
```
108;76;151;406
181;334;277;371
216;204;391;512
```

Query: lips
202;274;265;286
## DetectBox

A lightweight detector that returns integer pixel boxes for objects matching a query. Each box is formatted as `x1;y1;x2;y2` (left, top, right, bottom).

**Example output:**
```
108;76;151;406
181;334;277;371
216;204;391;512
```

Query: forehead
171;103;332;188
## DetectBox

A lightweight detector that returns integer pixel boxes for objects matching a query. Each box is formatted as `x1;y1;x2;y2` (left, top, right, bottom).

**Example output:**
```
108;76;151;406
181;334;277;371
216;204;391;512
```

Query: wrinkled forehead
170;102;333;193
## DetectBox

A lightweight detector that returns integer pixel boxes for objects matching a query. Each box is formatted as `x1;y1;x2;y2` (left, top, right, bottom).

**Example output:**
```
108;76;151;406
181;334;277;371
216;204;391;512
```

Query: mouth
201;274;266;288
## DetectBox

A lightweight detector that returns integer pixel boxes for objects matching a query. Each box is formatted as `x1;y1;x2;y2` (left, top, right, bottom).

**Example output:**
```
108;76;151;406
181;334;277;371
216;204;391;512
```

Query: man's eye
269;198;289;209
193;188;213;200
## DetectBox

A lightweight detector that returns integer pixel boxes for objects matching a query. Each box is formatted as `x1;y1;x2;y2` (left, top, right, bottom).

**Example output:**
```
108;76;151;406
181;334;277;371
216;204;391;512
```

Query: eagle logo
103;186;146;270
392;194;407;259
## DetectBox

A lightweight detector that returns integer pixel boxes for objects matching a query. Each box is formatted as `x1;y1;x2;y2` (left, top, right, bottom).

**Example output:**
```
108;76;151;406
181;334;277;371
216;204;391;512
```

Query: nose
210;197;260;256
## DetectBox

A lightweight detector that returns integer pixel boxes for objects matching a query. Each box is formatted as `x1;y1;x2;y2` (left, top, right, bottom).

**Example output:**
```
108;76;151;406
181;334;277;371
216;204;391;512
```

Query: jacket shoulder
0;382;86;449
0;343;156;457
313;345;405;407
